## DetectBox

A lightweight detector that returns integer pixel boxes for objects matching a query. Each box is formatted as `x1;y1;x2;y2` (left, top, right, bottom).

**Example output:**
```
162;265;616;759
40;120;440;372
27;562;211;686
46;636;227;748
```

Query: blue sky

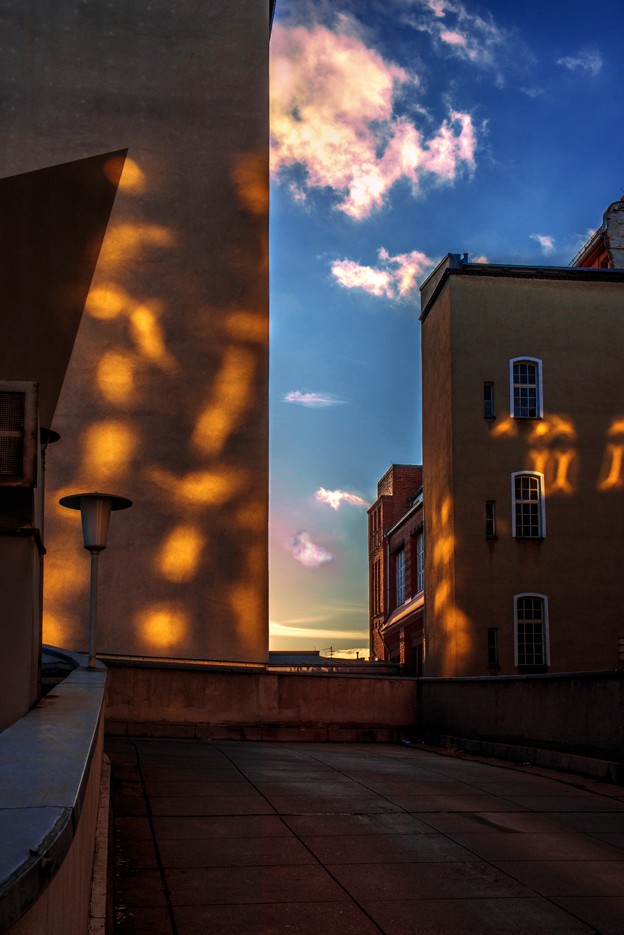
268;0;624;656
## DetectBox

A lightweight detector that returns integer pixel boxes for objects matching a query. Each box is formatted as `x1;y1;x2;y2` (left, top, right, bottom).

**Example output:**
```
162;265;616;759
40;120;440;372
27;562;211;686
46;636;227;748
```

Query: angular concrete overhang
0;151;125;426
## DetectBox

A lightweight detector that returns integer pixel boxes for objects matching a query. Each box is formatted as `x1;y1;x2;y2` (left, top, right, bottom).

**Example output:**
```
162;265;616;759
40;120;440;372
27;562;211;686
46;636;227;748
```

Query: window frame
514;593;550;667
395;547;406;606
511;471;546;539
483;381;495;419
509;357;543;420
415;531;424;594
485;500;497;539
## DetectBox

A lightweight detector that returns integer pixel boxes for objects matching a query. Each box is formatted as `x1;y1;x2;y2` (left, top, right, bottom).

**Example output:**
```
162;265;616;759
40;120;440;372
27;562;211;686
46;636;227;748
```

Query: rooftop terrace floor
107;738;624;934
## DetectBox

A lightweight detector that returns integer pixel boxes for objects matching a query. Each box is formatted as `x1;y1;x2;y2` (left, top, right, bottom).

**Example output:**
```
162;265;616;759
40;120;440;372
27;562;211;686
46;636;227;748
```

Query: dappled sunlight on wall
137;603;189;651
192;346;258;457
527;413;578;496
597;418;624;492
428;490;473;676
44;139;269;662
157;524;206;583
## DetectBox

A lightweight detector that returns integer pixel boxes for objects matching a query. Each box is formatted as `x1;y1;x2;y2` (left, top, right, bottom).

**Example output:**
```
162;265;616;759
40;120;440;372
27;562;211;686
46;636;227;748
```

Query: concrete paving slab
490;859;624;896
114;867;168;907
445;830;624;861
158;834;316;868
502;794;624;812
261;793;403;815
552;896;624;934
413;810;568;834
165;864;349;905
114;906;173;934
539;811;624;832
364;897;595;934
173;901;381;934
390;793;530;812
330;860;532;900
152;814;291;840
283;812;432;836
144;779;258;797
149;794;277;816
302;832;470;864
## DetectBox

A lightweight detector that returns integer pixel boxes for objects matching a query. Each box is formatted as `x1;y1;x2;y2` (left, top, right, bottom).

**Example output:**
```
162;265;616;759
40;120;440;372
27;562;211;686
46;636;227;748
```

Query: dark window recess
487;628;499;668
485;500;497;539
0;391;25;476
483;382;495;418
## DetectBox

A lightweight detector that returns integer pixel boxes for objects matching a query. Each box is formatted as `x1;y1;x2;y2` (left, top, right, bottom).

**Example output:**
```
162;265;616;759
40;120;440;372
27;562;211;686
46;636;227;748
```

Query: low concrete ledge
418;670;624;782
105;664;418;738
420;732;623;783
0;661;107;933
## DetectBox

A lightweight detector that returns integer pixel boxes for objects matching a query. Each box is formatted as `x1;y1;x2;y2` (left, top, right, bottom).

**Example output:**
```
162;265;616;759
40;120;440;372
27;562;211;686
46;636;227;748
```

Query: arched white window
514;593;550;667
511;471;545;538
510;357;543;419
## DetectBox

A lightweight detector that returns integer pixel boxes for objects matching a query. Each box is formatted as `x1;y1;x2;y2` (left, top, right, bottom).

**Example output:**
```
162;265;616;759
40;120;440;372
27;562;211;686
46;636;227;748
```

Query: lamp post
59;492;132;668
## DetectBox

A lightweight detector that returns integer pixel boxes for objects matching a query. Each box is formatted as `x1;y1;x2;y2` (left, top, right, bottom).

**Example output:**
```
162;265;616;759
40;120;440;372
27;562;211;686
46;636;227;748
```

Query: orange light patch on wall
157;524;205;583
229;581;264;638
100;222;175;263
42;611;69;648
86;283;131;320
146;467;245;508
232;150;269;216
97;350;136;404
137;603;188;651
129;303;178;372
44;553;87;600
225;310;269;345
490;417;519;438
116;157;147;192
80;420;138;482
192;347;257;456
598;443;624;491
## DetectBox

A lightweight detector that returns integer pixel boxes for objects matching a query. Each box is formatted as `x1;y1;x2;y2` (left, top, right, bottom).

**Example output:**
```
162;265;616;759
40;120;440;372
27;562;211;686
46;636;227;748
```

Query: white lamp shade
59;491;133;552
80;497;112;551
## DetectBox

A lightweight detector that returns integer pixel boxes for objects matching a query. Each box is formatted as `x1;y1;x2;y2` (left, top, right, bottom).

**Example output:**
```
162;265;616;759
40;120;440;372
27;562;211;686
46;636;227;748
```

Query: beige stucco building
0;2;273;666
420;242;624;677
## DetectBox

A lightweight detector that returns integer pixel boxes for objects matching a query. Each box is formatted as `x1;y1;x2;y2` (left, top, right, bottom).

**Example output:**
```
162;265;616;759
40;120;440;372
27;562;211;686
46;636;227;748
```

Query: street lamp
59;492;132;668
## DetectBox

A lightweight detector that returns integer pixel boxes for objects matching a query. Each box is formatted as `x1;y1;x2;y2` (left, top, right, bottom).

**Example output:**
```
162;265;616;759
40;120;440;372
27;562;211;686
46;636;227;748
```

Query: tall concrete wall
0;3;270;662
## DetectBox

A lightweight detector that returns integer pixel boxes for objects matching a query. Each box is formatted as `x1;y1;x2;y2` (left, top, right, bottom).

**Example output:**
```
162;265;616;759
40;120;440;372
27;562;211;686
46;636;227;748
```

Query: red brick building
368;465;424;673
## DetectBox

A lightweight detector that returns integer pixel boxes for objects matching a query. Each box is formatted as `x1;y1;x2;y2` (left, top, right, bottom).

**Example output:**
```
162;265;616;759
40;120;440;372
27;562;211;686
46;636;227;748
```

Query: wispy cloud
472;254;489;263
530;233;555;254
315;487;369;510
270;21;476;219
556;48;603;76
405;0;516;76
270;620;367;640
284;391;344;407
331;247;435;300
286;531;335;568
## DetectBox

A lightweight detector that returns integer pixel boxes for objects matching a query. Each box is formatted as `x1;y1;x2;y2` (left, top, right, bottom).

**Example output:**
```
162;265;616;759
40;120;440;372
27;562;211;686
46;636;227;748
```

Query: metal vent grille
0;391;25;476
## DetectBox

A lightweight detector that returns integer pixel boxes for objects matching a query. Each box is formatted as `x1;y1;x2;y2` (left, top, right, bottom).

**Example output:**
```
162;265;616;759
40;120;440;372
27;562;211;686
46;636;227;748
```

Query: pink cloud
440;30;466;46
284;391;344;407
472;255;489;263
407;0;517;75
287;531;335;568
270;23;476;219
315;488;369;511
331;247;435;300
530;233;555;253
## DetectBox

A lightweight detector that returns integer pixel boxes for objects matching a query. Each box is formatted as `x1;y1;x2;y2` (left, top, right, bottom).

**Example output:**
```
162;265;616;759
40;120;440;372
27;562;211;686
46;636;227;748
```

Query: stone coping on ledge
0;657;107;931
